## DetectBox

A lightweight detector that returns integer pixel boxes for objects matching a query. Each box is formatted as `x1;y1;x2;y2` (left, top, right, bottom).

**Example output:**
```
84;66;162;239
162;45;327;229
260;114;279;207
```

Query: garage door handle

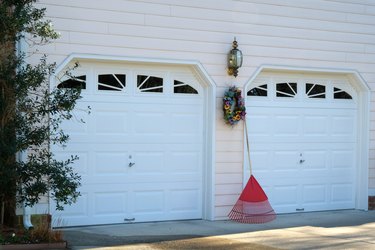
129;162;135;167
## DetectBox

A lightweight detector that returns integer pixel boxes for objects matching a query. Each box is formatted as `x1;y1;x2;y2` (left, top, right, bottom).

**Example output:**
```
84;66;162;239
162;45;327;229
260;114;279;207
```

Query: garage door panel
273;151;299;171
300;142;355;151
332;150;355;169
299;176;355;187
331;116;355;137
131;174;202;183
331;183;355;202
246;114;272;136
251;145;354;175
254;173;299;183
54;175;202;225
128;183;202;221
299;170;331;180
170;113;202;135
251;142;300;151
93;192;127;215
66;134;202;144
167;151;200;173
86;175;201;186
132;190;165;214
248;107;356;144
94;112;128;134
169;189;201;212
304;110;356;143
250;151;272;172
53;151;89;175
133;112;167;135
52;193;90;227
84;135;201;145
57;193;88;218
302;150;328;170
274;115;300;136
132;151;165;174
250;136;355;144
94;152;128;174
303;116;328;136
269;185;299;207
59;109;89;135
302;185;327;204
60;120;88;135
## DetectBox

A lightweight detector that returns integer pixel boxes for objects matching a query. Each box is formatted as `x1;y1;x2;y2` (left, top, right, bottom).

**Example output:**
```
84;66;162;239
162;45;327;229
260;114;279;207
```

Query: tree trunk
2;197;16;227
0;30;17;227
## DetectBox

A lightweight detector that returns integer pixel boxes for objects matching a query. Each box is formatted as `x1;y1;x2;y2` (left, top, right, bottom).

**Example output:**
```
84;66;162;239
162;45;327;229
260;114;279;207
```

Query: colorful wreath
223;86;246;126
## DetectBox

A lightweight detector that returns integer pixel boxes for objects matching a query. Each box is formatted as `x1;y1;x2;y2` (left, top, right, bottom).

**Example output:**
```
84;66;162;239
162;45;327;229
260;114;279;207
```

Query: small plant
0;215;64;245
0;233;4;244
0;229;30;245
29;221;63;243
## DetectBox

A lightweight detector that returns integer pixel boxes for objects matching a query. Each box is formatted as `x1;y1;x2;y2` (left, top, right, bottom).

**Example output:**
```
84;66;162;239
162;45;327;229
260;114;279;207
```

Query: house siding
31;0;375;218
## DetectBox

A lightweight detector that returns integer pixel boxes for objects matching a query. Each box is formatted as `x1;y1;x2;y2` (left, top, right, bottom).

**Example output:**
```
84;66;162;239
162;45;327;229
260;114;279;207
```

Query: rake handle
244;119;253;176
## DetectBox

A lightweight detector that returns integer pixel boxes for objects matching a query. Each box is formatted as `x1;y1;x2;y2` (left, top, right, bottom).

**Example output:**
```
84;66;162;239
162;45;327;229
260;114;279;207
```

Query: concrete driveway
62;210;375;249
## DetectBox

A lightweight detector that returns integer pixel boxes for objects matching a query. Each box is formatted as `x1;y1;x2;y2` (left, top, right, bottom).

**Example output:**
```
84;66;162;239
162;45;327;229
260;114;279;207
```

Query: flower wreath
223;86;246;126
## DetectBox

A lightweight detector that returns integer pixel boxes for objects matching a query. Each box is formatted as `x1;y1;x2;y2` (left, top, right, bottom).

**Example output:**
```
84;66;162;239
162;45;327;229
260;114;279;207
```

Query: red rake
228;175;276;223
228;121;276;224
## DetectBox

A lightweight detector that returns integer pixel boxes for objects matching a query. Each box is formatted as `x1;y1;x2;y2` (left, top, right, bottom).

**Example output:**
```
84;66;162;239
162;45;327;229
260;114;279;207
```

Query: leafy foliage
0;0;82;222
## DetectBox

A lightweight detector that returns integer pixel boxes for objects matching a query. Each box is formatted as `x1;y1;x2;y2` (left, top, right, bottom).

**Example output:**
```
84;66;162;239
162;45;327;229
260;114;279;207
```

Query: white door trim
50;54;217;221
244;64;370;211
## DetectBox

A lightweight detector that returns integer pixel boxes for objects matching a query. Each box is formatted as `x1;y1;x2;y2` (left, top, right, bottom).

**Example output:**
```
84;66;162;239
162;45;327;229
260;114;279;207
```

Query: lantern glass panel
236;50;243;67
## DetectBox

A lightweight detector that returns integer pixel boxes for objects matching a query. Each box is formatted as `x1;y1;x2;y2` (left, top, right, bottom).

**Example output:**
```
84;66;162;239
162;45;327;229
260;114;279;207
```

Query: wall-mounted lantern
227;38;243;78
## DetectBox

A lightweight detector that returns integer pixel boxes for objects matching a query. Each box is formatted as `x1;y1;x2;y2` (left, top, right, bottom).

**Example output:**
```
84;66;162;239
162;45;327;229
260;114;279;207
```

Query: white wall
32;0;375;218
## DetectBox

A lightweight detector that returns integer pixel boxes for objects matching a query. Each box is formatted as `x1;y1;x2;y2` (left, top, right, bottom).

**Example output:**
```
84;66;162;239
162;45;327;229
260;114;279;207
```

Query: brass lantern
227;38;243;78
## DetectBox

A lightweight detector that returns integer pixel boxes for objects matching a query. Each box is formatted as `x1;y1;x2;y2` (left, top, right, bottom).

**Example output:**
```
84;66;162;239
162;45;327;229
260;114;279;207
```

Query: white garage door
52;65;204;227
246;77;357;214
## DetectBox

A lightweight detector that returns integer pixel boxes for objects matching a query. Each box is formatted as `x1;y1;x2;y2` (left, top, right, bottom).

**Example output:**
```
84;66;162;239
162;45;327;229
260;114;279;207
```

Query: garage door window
276;82;297;98
306;83;325;99
58;75;86;89
334;87;352;99
98;74;126;91
247;84;267;96
174;80;198;94
137;75;163;93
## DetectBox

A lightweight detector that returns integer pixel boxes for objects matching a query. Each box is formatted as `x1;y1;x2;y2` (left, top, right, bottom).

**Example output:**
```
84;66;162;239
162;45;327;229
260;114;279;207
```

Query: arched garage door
52;63;205;227
246;73;357;214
